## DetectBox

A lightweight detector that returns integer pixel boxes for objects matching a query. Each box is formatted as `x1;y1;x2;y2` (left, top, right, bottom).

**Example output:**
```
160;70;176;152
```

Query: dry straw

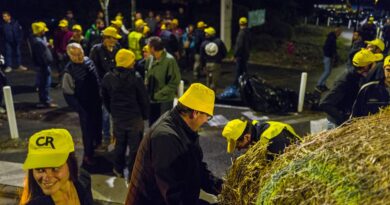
219;107;390;205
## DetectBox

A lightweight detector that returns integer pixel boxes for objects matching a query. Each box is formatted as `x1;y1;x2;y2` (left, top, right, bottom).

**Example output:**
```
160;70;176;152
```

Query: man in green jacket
145;36;181;125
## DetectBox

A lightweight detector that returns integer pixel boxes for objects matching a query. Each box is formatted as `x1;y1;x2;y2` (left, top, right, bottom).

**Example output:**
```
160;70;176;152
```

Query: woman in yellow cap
20;128;93;205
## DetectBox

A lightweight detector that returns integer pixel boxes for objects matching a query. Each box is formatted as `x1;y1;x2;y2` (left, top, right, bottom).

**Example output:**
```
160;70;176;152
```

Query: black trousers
78;106;102;158
149;101;173;125
113;120;144;176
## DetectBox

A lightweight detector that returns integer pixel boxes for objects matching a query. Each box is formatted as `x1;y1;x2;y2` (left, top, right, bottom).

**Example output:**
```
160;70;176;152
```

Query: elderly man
62;43;102;165
126;83;222;205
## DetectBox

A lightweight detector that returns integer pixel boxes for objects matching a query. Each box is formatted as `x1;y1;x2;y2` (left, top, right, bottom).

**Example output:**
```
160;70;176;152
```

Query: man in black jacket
316;27;342;92
101;49;149;178
30;22;57;108
319;49;383;127
233;17;251;85
126;83;222;205
200;27;227;91
62;43;102;165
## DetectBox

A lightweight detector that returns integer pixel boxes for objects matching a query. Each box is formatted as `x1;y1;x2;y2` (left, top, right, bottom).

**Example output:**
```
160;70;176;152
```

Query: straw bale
220;107;390;205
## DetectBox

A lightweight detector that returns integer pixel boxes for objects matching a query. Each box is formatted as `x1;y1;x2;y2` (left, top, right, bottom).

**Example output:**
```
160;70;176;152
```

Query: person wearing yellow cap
30;22;58;108
222;119;301;160
54;19;73;78
145;36;181;125
20;129;93;205
126;83;222;205
171;18;183;40
62;43;102;165
159;20;181;59
110;18;128;47
351;55;390;118
233;16;251;86
69;24;89;55
134;45;151;80
193;21;208;79
89;26;121;144
200;26;227;91
128;19;146;61
320;49;383;127
101;49;149;179
360;16;377;41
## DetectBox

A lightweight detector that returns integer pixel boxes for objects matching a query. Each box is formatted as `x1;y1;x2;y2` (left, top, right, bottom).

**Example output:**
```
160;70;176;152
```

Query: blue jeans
102;105;111;140
37;66;51;103
4;42;21;67
235;57;248;85
317;56;332;87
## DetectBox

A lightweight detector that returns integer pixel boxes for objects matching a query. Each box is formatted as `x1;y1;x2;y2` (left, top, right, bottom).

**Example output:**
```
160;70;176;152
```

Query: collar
170;108;199;142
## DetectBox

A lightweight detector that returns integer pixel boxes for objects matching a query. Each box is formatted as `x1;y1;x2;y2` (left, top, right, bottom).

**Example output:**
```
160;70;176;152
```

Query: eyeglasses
198;111;213;121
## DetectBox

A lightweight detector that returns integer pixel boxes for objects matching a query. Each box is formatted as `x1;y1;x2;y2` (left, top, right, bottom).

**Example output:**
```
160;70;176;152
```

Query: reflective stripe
256;121;301;146
128;31;143;60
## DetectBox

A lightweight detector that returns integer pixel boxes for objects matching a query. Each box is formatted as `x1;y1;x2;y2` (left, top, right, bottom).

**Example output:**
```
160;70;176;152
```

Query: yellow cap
369;16;374;22
115;15;124;21
31;22;45;35
37;21;49;32
111;19;123;27
23;129;75;170
135;19;145;28
142;45;150;53
172;18;179;25
161;24;167;30
222;119;248;153
72;24;82;32
143;25;150;35
204;27;216;36
365;38;385;51
102;26;122;39
384;56;390;67
197;21;207;29
239;17;248;25
58;19;68;27
178;83;215;116
115;49;135;68
352;49;383;67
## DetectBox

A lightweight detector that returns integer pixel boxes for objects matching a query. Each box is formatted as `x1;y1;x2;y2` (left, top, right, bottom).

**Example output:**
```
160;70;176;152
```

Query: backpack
238;74;297;113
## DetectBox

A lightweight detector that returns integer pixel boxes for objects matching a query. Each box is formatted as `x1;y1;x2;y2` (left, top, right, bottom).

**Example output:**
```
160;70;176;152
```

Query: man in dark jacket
126;83;222;205
62;43;102;165
319;49;383;127
85;18;105;54
1;11;27;73
101;49;149;178
360;16;377;41
316;27;342;92
89;26;121;142
30;22;57;108
200;27;227;91
233;17;251;85
193;21;207;79
351;56;390;118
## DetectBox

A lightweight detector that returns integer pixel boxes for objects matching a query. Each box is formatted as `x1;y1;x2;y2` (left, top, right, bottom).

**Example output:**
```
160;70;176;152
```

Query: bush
253;21;294;40
252;34;278;51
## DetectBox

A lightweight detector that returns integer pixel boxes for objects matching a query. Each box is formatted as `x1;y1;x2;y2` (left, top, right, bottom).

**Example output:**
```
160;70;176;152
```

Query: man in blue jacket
0;11;27;73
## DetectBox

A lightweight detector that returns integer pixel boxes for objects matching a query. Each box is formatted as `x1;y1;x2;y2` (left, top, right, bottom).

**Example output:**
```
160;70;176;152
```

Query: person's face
356;63;376;77
189;111;212;131
103;36;118;48
366;44;381;54
352;32;360;41
68;47;84;64
72;29;82;38
155;15;161;22
143;50;150;59
335;29;342;37
32;163;70;196
97;11;104;19
235;134;251;151
60;26;68;31
66;12;73;19
97;21;105;30
384;65;390;86
135;13;142;20
188;25;194;33
2;14;11;23
148;11;154;18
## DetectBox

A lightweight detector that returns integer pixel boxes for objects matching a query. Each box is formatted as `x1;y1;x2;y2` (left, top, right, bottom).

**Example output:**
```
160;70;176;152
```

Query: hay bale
220;107;390;205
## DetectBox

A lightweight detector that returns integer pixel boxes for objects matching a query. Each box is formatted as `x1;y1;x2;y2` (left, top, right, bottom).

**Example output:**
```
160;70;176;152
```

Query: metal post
3;86;19;139
327;17;331;27
220;0;232;50
297;72;307;113
348;19;352;29
316;17;319;26
178;80;184;97
304;17;308;25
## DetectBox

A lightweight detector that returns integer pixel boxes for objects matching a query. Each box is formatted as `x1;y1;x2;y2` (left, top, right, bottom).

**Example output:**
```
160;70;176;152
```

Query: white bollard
3;86;19;139
316;17;319;26
327;17;331;27
304;17;308;25
178;80;184;97
297;72;307;113
348;20;352;29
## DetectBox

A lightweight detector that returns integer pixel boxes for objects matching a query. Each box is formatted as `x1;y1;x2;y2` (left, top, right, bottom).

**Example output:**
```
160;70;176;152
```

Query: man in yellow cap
360;16;377;41
89;26;121;144
222;119;301;161
30;22;57;108
69;24;89;54
62;43;102;165
320;49;383;127
101;49;149;178
351;55;390;117
233;17;251;86
193;21;208;79
200;26;227;91
126;83;222;205
128;19;146;61
54;19;73;79
110;18;128;47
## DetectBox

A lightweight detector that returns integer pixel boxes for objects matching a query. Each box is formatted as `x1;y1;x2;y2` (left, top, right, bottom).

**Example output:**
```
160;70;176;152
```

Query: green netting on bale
220;107;390;205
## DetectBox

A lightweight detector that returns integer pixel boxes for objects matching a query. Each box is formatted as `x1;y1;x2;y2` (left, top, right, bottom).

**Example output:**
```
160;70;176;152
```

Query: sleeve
84;29;91;41
101;76;112;113
151;132;188;205
154;59;181;100
135;76;150;120
234;31;243;57
200;160;223;195
62;72;75;95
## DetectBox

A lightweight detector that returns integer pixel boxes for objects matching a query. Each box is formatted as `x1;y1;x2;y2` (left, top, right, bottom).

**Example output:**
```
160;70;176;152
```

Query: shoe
94;143;107;153
315;85;329;93
17;65;28;71
0;107;5;114
36;102;58;108
321;85;329;92
113;168;124;178
4;67;12;73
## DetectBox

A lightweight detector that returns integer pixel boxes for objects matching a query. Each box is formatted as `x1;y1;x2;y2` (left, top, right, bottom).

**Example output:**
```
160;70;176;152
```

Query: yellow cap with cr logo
23;129;75;170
